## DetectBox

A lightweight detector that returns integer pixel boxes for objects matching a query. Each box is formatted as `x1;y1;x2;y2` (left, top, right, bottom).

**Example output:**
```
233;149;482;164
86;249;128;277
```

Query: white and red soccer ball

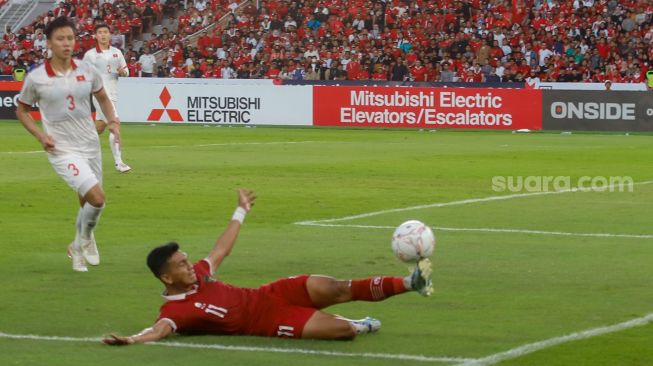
391;220;436;262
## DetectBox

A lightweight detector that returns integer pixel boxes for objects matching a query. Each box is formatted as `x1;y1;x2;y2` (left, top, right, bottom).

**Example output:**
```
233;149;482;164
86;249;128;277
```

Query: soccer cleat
410;258;434;297
115;162;132;173
68;242;88;272
350;317;381;334
80;233;100;266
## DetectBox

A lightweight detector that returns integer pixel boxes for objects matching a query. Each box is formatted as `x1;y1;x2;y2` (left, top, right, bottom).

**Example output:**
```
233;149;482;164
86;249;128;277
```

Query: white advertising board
117;82;312;125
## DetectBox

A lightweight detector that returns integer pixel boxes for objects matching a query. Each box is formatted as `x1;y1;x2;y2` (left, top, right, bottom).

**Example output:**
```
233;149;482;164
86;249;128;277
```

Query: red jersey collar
162;284;198;301
96;42;110;53
44;59;78;77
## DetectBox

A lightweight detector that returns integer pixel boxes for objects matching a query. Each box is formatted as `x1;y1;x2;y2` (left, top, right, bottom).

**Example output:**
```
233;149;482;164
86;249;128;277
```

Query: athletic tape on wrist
232;207;247;224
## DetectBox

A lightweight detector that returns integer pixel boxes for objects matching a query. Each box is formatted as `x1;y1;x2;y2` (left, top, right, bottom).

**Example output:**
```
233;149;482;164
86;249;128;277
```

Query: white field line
150;140;321;149
456;312;653;366
0;331;473;364
0;150;43;154
297;223;653;240
0;141;325;154
295;180;653;226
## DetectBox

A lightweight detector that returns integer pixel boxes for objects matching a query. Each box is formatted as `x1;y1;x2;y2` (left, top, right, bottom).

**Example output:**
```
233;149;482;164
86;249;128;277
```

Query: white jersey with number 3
18;59;104;157
83;45;127;100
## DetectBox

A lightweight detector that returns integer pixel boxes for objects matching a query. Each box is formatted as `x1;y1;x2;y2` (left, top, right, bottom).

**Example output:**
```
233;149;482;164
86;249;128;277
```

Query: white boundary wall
119;78;275;86
534;81;647;91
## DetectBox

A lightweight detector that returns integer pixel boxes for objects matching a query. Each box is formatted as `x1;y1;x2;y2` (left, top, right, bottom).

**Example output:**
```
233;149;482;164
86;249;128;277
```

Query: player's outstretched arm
205;189;256;272
102;319;173;346
16;102;55;152
93;87;121;142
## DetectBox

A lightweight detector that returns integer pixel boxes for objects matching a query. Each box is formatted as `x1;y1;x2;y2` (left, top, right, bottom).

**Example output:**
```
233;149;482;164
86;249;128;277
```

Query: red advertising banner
313;86;542;130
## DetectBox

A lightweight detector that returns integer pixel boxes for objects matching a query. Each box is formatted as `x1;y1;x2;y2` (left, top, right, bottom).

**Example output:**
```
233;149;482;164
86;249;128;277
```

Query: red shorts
246;275;317;339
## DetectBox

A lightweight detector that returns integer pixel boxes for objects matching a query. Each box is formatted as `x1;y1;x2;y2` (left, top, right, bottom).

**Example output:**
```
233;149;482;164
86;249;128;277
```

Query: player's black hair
94;23;110;32
147;242;180;278
44;17;76;40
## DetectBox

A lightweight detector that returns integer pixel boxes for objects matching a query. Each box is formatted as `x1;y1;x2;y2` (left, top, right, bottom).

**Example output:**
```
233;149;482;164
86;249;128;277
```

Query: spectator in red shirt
356;61;371;80
265;62;281;79
371;64;388;80
127;56;141;77
410;59;427;81
171;61;188;78
596;38;610;59
197;31;212;52
345;54;361;80
425;62;439;82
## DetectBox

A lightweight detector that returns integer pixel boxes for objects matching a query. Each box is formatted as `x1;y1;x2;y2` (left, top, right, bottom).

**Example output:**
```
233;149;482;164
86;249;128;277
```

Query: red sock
350;277;408;301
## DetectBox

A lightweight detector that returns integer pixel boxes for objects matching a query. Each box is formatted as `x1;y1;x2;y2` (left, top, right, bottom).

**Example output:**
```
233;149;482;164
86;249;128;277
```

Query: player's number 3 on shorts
67;163;80;177
66;95;75;111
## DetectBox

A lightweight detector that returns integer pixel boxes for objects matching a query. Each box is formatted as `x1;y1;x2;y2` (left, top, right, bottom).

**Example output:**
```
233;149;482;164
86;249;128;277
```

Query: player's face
95;27;111;47
163;251;197;286
47;27;75;60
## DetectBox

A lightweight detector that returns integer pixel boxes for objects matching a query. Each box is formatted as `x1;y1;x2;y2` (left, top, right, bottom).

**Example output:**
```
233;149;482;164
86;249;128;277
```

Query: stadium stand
0;0;651;83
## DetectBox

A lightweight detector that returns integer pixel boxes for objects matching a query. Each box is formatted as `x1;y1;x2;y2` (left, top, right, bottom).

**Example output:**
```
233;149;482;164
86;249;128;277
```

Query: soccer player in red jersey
103;190;433;344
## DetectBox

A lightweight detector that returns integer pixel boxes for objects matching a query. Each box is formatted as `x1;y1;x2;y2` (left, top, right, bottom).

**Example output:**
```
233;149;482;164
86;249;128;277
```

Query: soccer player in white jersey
83;23;131;173
16;17;121;272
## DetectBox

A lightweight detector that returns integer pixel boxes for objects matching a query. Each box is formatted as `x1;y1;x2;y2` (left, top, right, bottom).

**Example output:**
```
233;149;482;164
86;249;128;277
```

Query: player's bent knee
307;276;352;306
83;185;105;207
322;279;352;303
334;281;352;302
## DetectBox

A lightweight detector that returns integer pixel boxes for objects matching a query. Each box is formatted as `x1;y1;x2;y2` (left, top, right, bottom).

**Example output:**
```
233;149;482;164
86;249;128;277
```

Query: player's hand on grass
102;334;135;346
38;134;55;152
238;189;256;212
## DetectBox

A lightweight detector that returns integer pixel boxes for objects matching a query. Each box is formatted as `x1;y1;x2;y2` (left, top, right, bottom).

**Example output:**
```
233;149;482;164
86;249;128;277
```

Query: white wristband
232;207;247;224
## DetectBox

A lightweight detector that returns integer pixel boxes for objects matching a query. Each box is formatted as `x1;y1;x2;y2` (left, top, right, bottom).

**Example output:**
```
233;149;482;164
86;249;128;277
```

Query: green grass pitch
0;121;652;366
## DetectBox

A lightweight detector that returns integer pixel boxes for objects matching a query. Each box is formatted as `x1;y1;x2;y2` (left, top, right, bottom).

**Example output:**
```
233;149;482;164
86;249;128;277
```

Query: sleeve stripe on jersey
160;318;178;332
17;99;32;107
202;258;214;276
92;86;104;94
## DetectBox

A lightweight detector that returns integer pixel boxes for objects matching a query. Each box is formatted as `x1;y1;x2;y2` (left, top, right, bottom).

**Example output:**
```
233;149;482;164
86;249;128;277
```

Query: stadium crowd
1;0;652;83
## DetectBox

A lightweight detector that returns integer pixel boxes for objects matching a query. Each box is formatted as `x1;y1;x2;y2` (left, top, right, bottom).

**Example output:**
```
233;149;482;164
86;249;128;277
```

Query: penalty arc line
456;311;653;366
295;180;653;226
0;331;473;364
296;223;653;240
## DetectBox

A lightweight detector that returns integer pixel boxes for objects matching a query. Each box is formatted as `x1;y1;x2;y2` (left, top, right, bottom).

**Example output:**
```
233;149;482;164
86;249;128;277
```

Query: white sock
75;207;83;232
73;208;83;249
109;132;123;165
403;275;413;291
80;203;104;241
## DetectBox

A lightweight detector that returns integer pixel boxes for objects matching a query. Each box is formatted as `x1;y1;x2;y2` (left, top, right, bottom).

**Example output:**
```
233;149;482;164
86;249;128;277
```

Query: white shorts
92;96;119;123
49;153;103;196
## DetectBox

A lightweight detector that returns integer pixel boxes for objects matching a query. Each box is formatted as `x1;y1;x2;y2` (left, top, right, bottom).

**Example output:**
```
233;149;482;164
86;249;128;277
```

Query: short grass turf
0;121;652;365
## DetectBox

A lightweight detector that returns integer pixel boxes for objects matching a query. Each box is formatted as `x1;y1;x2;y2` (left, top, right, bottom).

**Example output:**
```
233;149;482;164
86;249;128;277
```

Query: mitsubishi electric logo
147;87;183;122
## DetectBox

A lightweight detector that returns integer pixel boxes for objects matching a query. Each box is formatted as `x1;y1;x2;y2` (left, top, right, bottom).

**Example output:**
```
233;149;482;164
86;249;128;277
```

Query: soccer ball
391;220;435;262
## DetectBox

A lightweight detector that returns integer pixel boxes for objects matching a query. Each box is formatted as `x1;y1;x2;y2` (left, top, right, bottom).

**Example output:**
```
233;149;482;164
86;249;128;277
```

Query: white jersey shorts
92;96;119;123
48;152;102;196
